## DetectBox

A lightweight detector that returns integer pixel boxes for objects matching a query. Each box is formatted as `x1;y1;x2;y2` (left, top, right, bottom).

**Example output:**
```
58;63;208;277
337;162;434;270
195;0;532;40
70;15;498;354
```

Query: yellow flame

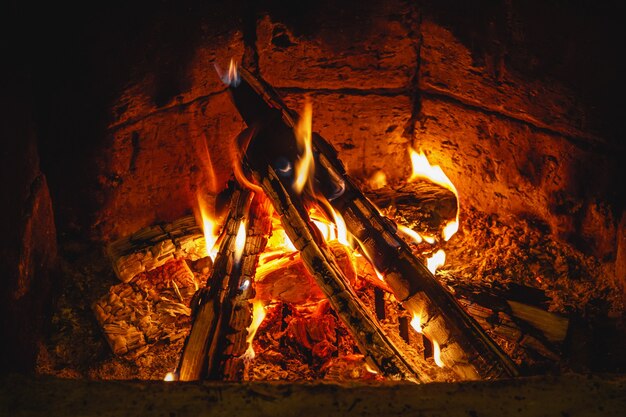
163;372;176;382
309;207;350;248
364;362;379;374
433;339;444;368
228;59;238;84
398;224;423;244
330;206;349;247
234;221;247;265
293;100;314;194
426;249;446;274
408;148;460;241
197;196;219;260
368;170;387;190
410;313;423;334
242;301;267;361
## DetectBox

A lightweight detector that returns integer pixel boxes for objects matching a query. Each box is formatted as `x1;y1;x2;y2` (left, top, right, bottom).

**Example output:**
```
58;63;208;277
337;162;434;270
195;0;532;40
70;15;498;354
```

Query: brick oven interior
2;0;626;415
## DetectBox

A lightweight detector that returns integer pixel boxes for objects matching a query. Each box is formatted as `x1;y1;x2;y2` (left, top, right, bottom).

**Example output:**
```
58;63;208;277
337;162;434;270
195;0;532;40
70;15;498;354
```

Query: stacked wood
241;130;426;382
230;67;518;380
92;259;198;356
107;215;206;283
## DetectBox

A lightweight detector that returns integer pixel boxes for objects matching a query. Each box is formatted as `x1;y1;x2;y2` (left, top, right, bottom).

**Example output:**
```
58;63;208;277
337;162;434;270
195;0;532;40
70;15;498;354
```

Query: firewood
92;259;197;356
177;187;253;381
229;66;518;380
255;242;356;305
107;215;206;283
241;134;426;382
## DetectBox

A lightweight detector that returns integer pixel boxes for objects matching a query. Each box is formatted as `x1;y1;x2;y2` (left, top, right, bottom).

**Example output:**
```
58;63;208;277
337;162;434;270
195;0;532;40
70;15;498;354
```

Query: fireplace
2;0;625;414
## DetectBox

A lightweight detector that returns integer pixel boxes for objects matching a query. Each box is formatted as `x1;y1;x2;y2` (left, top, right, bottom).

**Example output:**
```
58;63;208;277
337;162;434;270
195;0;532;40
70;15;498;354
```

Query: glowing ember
242;301;267;360
368;170;387;190
234;221;247;265
197;196;219;260
163;372;177;382
410;313;423;334
293;100;314;194
398;224;423;244
433;339;444;368
408;148;460;242
426;249;446;274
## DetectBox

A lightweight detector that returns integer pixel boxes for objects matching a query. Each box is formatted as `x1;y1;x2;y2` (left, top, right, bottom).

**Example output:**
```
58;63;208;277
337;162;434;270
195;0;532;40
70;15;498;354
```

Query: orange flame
197;196;219;261
242;301;267;360
293;100;314;194
163;372;177;382
426;249;446;274
216;58;240;87
398;224;423;244
234;221;247;265
408;148;459;242
433;339;444;368
410;313;423;334
309;207;350;248
368;170;387;190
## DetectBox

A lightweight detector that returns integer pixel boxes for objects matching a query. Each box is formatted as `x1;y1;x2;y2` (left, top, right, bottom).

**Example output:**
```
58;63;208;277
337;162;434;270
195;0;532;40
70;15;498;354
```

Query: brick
257;2;417;90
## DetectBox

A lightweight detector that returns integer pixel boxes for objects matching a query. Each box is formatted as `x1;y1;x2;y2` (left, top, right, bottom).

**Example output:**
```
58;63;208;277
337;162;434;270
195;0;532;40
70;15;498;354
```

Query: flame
368;170;387;190
293;100;314;194
163;372;177;382
234;221;247;265
197;196;219;260
433;339;444;368
408;148;459;241
426;249;446;274
398;224;423;244
215;58;240;87
309;208;350;248
242;301;267;360
364;362;379;374
410;313;423;334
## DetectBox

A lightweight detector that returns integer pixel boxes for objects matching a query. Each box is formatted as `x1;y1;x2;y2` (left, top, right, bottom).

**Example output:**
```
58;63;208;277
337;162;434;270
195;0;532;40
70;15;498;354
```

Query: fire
410;313;423;333
408;148;459;242
234;220;247;265
293;100;314;194
426;249;446;274
398;224;423;244
216;58;240;87
163;372;177;382
330;206;349;247
433;339;444;368
197;196;219;260
309;207;350;248
368;170;387;190
242;301;267;360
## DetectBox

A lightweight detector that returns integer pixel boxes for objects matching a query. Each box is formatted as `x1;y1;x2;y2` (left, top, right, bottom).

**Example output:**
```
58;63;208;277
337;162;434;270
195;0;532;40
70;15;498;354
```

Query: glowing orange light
164;372;176;382
241;301;267;360
433;339;444;368
234;221;246;265
426;249;446;274
368;170;387;190
408;148;459;242
293;100;314;194
216;58;240;86
410;313;423;334
398;224;423;245
197;196;219;261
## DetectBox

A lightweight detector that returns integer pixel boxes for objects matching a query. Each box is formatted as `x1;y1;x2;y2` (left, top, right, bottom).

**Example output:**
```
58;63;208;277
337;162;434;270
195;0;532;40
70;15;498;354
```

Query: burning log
177;187;251;380
229;67;518;380
107;215;206;283
240;125;426;382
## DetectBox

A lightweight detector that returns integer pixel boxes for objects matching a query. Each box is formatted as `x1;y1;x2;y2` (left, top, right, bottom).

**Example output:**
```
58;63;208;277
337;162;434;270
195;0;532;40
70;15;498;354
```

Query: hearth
2;0;625;415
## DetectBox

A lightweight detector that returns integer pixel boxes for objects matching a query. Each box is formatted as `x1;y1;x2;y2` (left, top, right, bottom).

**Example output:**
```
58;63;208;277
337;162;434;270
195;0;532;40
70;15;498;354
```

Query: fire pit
2;0;625;415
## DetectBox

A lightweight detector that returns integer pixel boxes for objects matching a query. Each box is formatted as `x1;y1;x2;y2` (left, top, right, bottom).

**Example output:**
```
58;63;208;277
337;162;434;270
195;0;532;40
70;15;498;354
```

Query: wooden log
242;130;426;382
177;187;253;381
214;192;273;381
255;242;356;305
107;215;206;283
229;67;518;380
